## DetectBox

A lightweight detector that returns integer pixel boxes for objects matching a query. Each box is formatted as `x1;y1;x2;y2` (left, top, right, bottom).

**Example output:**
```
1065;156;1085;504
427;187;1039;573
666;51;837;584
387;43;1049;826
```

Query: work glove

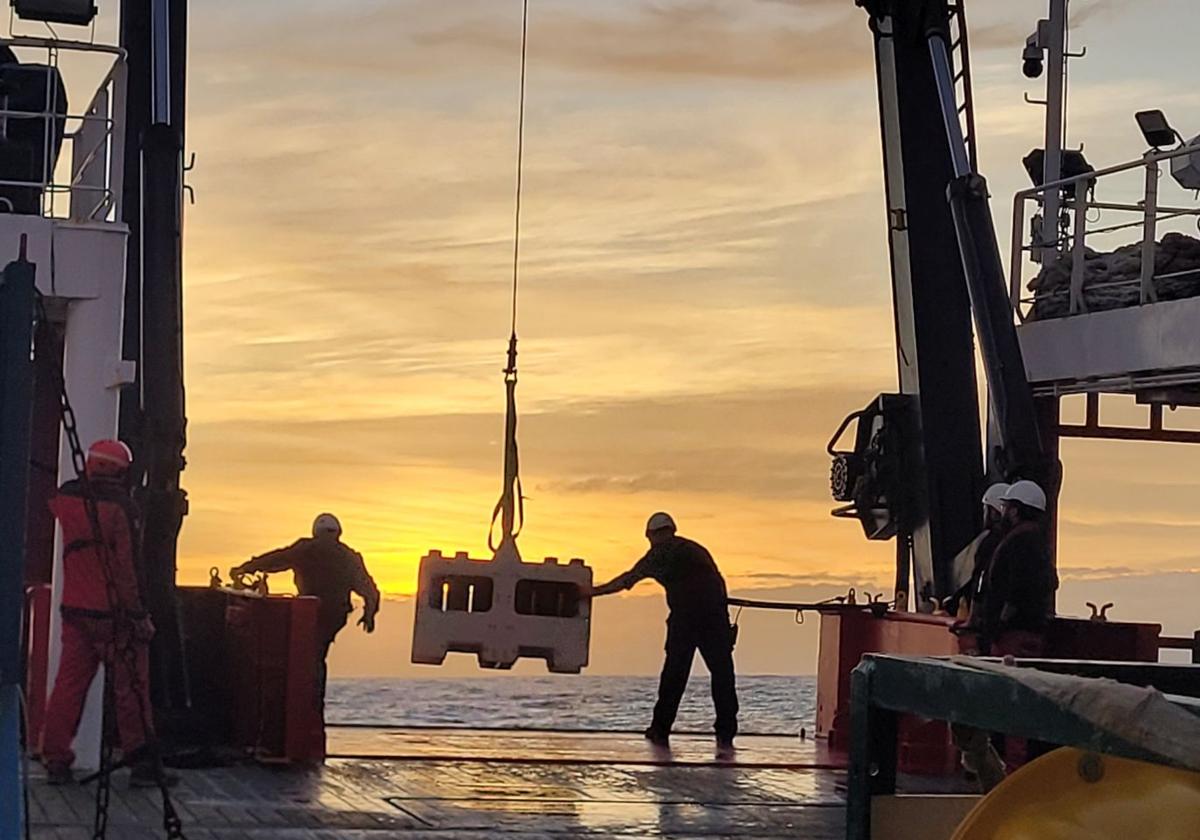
229;563;248;580
357;612;376;634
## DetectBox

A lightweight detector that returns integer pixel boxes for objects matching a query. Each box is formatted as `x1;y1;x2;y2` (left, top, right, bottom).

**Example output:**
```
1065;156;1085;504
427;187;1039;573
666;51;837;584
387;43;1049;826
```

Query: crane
828;0;1051;612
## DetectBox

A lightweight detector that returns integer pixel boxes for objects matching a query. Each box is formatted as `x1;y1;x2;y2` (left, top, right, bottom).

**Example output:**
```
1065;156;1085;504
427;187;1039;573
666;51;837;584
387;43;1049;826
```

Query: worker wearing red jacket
231;514;381;714
40;440;167;787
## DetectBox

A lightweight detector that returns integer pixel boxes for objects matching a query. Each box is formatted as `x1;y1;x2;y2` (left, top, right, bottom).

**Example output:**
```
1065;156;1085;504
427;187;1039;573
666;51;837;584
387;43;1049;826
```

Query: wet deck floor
28;727;848;838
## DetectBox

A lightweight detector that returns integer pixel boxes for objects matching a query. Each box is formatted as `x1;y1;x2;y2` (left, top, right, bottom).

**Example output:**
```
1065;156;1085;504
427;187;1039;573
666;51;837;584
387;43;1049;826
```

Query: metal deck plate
27;728;847;838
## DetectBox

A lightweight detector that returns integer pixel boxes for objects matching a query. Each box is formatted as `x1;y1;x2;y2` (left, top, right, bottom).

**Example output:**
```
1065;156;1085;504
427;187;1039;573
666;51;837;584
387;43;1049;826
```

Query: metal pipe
1021;209;1198;245
1068;186;1088;314
1141;156;1160;303
1058;424;1200;444
726;597;885;614
1011;189;1027;314
927;36;971;179
1015;142;1198;200
0;36;125;56
1040;0;1069;261
1087;200;1198;214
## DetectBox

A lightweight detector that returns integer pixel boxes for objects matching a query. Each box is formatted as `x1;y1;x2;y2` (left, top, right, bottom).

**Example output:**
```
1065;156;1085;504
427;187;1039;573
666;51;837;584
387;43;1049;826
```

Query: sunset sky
128;0;1200;675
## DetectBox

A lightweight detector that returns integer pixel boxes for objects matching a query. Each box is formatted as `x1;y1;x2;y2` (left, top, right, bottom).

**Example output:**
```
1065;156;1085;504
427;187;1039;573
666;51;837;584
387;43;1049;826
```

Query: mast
1039;0;1069;260
119;0;190;710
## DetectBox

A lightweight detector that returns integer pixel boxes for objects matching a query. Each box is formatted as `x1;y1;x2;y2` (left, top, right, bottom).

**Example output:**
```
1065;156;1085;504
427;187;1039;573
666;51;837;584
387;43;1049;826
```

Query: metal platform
1018;295;1200;395
1010;144;1200;399
27;728;848;838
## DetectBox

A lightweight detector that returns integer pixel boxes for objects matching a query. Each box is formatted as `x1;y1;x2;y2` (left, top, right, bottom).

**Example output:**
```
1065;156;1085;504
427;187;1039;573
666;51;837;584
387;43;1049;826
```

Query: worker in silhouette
41;440;174;788
231;513;381;713
585;512;738;751
952;480;1056;791
946;482;1010;619
975;480;1057;657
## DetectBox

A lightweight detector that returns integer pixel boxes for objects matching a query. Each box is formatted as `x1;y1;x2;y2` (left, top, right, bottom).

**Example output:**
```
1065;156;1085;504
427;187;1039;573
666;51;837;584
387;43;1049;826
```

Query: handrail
1014;143;1198;202
0;46;127;222
0;36;126;60
1010;143;1200;320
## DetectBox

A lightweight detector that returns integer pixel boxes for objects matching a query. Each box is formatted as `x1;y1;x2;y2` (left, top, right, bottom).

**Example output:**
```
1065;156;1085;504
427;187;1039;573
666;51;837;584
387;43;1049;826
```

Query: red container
224;594;324;763
816;610;1163;775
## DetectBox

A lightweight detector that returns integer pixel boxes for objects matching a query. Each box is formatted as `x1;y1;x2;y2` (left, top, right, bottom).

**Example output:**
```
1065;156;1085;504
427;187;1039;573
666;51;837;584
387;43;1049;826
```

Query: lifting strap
489;334;524;551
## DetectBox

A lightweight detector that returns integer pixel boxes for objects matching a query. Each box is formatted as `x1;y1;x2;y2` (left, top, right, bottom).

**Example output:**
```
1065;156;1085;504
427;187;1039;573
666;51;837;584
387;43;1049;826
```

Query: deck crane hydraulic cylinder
927;31;1047;484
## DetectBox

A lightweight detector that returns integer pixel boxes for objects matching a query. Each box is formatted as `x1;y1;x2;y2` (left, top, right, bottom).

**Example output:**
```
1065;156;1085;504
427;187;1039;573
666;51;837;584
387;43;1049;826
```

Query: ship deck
28;726;849;838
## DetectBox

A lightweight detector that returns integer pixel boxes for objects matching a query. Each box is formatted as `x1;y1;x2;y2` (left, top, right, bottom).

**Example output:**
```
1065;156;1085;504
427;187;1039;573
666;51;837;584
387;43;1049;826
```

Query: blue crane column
0;245;37;837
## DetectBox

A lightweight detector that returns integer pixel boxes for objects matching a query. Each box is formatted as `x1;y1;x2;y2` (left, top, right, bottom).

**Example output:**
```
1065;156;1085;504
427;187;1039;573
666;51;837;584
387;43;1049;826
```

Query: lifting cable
489;0;531;552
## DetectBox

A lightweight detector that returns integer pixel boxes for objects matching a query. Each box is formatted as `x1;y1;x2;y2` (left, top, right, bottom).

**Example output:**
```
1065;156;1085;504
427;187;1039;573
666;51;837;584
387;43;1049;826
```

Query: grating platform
27;727;848;838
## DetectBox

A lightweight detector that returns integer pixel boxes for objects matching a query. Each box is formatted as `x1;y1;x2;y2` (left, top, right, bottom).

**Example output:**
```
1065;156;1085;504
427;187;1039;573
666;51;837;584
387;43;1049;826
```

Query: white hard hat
645;511;677;534
981;483;1011;513
312;513;342;537
1001;480;1047;512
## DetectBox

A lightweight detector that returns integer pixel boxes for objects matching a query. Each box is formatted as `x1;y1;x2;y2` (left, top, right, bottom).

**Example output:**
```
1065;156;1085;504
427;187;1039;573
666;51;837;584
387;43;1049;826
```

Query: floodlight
1135;110;1180;149
12;0;96;26
1022;148;1094;198
1170;134;1200;190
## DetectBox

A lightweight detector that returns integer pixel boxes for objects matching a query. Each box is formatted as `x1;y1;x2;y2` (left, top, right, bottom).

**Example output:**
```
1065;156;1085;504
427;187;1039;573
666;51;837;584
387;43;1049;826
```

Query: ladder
947;1;980;172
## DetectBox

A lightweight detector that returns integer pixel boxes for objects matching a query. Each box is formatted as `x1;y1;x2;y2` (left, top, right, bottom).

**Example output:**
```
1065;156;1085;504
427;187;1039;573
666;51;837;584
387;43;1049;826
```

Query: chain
35;294;186;839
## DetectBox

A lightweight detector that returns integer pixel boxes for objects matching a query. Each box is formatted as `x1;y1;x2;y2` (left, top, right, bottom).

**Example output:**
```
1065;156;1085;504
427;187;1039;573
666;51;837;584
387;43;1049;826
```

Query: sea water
327;674;815;735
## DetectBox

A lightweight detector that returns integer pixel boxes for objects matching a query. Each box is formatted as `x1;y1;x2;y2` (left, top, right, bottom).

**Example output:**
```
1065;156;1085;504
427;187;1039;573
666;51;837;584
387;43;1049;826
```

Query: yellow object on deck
952;746;1200;839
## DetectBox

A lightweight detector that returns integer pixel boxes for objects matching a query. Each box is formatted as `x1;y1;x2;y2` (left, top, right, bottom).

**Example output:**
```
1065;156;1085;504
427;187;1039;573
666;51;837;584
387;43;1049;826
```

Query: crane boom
832;0;1050;608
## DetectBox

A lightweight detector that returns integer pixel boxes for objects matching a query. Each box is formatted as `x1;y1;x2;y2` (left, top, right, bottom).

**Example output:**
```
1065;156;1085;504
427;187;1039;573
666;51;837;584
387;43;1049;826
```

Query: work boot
958;737;1006;792
45;763;73;786
129;761;180;789
643;726;670;747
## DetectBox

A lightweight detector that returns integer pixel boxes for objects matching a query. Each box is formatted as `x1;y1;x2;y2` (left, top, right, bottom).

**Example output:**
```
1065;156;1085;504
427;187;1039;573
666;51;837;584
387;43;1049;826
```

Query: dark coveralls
953;520;1057;786
239;538;381;709
615;535;738;740
947;527;1003;619
975;520;1058;656
42;479;155;770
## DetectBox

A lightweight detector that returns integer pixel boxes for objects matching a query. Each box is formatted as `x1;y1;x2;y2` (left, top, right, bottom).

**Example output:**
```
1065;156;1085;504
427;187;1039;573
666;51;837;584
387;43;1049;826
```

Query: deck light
1022;148;1094;198
1135;110;1181;150
12;0;96;26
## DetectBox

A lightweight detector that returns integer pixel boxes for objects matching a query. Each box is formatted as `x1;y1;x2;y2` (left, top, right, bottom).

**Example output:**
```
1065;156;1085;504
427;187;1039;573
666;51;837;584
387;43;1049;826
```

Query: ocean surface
327;674;816;735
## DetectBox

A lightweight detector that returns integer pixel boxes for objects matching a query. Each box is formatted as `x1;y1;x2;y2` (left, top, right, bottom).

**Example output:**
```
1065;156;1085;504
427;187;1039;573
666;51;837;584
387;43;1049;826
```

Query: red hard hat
86;439;132;477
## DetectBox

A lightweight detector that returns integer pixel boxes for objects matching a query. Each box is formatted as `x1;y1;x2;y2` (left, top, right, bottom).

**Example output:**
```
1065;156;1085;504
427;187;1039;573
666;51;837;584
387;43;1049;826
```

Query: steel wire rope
489;0;531;550
509;0;529;338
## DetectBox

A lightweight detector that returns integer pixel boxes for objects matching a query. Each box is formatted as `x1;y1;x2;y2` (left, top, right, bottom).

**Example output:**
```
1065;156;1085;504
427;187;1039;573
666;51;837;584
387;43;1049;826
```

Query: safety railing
1010;144;1200;322
0;37;126;223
